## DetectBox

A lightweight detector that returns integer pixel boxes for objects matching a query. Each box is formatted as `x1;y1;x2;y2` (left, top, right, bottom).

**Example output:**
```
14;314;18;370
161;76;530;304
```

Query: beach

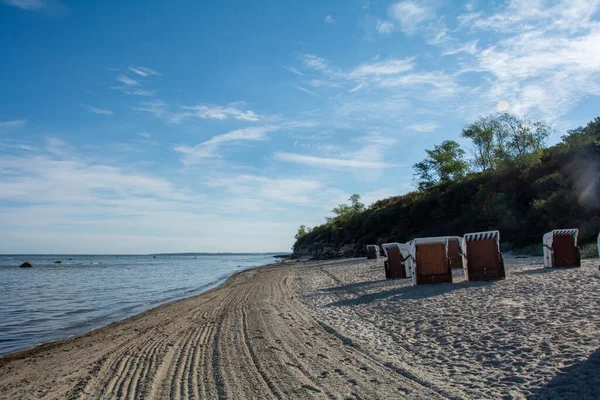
0;257;599;399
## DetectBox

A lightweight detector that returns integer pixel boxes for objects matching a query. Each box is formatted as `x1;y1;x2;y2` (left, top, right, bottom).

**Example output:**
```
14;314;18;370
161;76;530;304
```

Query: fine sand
0;258;599;399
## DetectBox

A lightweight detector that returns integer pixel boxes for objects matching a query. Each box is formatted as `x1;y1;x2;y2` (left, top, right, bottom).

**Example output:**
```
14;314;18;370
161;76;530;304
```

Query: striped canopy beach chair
382;242;412;279
543;229;581;268
366;244;380;260
410;237;452;285
462;230;506;281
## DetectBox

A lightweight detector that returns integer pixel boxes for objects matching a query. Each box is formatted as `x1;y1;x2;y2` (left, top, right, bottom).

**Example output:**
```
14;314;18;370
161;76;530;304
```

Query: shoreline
0;259;283;361
1;257;598;399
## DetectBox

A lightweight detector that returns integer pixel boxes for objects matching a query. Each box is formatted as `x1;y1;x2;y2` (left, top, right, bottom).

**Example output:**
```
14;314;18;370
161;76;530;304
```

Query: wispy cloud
116;74;138;86
180;103;261;121
376;20;394;34
273;152;400;169
283;66;304;76
0;119;27;129
2;0;45;10
175;126;277;165
138;132;151;138
137;101;261;124
406;122;439;132
111;86;154;96
82;105;113;115
388;1;433;34
295;85;320;97
299;54;333;73
348;58;415;78
128;66;159;77
325;15;336;24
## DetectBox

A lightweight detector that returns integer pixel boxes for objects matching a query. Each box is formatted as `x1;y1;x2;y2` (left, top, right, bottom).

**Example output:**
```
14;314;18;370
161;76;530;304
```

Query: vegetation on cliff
293;115;600;256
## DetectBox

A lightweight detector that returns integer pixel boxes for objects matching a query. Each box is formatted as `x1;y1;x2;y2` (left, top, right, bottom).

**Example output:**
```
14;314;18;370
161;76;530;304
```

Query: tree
462;113;551;171
461;115;508;171
326;194;365;225
413;140;469;190
498;113;550;159
295;225;312;240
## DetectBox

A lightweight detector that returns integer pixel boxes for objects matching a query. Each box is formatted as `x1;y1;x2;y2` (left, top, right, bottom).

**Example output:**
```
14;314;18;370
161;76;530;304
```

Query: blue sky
1;0;599;253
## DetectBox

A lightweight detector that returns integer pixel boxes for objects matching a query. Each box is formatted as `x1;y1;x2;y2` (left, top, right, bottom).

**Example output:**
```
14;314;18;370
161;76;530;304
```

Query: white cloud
406;122;439;132
283;66;304;75
82;105;113;115
348;58;415;78
174;126;277;165
112;86;154;96
325;15;336;24
116;74;138;86
273;152;400;169
128;66;159;77
389;1;433;34
137;101;261;123
295;85;320;97
441;40;479;56
376;20;394;34
138;132;151;138
2;0;44;10
459;0;600;118
0;119;27;129
299;54;332;72
180;104;260;121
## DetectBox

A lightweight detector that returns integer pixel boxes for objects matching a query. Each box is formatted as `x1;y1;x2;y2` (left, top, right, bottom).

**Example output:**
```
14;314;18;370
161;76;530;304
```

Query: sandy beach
1;257;599;399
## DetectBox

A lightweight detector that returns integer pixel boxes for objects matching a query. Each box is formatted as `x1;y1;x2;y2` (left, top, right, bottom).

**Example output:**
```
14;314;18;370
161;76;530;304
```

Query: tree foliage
461;113;551;171
325;194;365;226
295;225;312;240
413;140;468;190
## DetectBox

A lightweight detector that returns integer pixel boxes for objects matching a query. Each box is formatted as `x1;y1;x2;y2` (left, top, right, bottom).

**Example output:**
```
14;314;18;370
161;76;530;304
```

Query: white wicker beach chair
542;229;580;268
462;230;505;281
410;237;451;286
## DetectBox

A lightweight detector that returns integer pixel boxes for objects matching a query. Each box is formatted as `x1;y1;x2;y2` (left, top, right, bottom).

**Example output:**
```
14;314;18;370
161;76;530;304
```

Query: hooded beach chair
366;244;380;260
382;242;412;279
446;236;463;269
462;230;505;281
543;229;581;268
410;237;452;285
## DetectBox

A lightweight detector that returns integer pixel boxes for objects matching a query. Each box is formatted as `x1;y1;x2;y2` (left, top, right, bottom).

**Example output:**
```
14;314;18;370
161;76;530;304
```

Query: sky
1;0;599;254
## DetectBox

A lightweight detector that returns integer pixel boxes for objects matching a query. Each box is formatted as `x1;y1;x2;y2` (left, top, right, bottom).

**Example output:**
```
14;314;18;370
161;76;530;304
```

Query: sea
0;253;281;357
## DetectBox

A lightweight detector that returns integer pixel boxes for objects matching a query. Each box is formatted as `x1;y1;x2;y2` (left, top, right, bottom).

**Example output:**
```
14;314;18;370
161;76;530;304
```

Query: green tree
295;225;312;240
413;140;469;190
462;113;551;171
498;113;550;159
461;115;508;171
326;194;365;225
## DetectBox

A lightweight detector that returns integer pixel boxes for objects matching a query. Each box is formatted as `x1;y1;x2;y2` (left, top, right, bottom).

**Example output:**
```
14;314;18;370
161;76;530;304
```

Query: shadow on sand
324;279;501;307
513;267;572;276
528;347;600;399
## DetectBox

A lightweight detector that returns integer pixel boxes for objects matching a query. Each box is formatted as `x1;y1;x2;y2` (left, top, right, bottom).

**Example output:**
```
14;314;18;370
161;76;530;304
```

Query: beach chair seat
382;243;411;279
543;229;581;268
366;245;380;260
463;231;505;281
410;238;452;285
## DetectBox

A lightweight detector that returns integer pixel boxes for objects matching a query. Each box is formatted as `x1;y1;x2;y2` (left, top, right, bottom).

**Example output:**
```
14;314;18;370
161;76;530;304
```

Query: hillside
293;116;600;257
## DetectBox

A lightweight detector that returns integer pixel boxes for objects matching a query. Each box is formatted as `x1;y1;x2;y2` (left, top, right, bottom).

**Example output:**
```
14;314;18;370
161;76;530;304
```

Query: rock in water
19;262;34;268
54;260;63;264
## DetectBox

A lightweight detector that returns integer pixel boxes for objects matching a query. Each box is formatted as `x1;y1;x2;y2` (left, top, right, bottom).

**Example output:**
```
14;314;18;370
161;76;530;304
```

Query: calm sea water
0;254;279;357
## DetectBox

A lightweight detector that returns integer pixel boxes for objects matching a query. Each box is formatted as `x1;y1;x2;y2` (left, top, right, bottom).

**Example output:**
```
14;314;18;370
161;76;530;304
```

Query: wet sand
0;258;599;399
